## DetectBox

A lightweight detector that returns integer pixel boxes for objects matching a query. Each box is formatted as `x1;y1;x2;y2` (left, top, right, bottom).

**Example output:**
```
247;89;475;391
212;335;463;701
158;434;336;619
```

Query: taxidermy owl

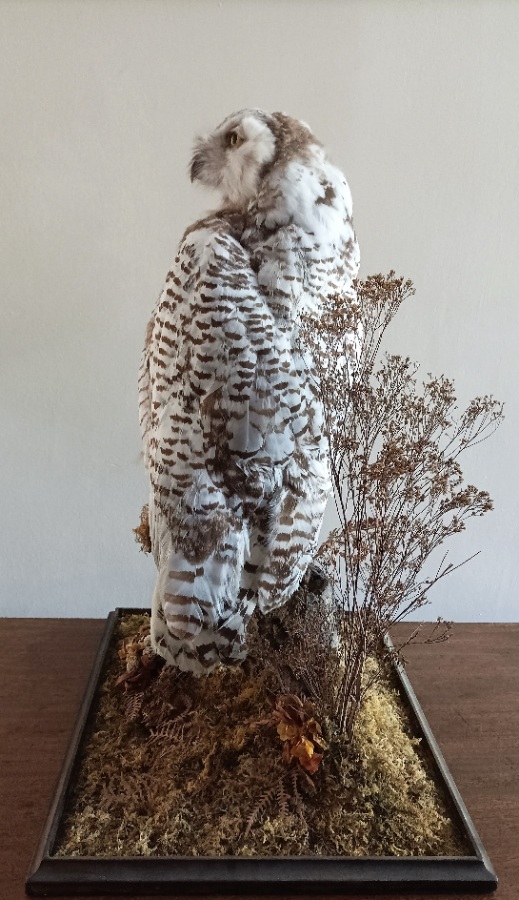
139;109;360;674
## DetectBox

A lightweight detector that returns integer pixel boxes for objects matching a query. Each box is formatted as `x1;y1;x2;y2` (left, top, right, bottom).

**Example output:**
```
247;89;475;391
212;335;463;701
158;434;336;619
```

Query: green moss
54;613;467;859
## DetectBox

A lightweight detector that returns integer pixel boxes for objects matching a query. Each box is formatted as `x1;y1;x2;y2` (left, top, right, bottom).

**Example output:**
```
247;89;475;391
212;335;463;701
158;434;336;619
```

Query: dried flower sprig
300;272;503;739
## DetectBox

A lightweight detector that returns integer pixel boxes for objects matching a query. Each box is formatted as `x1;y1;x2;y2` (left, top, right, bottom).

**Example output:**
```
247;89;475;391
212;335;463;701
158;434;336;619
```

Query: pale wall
1;0;518;621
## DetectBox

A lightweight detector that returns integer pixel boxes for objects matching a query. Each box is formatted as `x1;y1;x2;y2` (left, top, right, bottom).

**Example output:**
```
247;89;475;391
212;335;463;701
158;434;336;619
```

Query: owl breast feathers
139;109;360;673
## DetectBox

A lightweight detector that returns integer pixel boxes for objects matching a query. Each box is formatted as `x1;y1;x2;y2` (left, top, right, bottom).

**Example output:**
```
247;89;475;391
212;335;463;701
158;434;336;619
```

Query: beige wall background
1;0;518;620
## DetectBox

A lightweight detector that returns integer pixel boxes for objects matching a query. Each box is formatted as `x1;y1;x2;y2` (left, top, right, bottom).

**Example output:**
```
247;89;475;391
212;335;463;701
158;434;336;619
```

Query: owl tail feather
151;519;255;673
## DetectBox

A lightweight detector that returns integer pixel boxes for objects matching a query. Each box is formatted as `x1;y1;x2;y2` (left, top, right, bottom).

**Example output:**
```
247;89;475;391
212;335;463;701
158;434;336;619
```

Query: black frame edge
26;611;120;890
25;610;498;896
384;631;497;883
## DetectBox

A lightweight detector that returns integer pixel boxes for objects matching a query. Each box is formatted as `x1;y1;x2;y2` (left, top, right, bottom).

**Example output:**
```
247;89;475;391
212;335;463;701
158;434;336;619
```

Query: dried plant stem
299;272;503;739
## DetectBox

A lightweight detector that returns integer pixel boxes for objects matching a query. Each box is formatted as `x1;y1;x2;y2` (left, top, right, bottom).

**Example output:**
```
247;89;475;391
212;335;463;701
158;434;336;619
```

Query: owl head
190;109;319;209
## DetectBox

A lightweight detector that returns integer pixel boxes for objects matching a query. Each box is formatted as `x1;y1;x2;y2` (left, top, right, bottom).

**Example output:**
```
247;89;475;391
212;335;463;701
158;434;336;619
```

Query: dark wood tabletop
0;618;517;900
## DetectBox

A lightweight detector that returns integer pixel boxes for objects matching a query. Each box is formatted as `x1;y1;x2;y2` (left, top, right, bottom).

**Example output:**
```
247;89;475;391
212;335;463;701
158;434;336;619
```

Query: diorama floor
53;610;468;860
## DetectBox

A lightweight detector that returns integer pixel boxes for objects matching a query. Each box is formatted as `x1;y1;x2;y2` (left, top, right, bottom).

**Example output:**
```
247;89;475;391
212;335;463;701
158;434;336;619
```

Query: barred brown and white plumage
139;109;360;673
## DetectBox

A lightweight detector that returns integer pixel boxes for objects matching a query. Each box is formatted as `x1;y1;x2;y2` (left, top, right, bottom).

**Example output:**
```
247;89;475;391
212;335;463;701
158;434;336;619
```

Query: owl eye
227;130;240;147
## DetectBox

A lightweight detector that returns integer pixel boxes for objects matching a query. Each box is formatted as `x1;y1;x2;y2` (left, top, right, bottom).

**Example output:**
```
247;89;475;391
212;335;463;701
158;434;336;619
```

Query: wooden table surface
0;618;517;900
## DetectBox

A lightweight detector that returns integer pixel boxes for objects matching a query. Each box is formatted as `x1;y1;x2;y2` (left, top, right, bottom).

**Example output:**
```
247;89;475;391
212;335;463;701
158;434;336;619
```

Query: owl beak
190;151;204;183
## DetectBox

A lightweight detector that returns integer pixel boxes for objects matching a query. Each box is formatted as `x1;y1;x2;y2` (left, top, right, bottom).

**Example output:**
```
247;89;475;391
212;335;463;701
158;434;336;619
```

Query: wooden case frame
26;609;498;895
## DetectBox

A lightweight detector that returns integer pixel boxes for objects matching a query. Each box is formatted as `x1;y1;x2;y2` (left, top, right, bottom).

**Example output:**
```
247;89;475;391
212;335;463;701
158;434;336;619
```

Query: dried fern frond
244;783;278;838
124;690;145;722
276;777;289;818
244;769;312;840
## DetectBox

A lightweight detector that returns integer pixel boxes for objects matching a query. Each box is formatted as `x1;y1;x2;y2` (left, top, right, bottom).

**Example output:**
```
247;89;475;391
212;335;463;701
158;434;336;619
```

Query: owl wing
191;226;298;475
188;223;335;617
137;309;157;470
144;216;301;672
